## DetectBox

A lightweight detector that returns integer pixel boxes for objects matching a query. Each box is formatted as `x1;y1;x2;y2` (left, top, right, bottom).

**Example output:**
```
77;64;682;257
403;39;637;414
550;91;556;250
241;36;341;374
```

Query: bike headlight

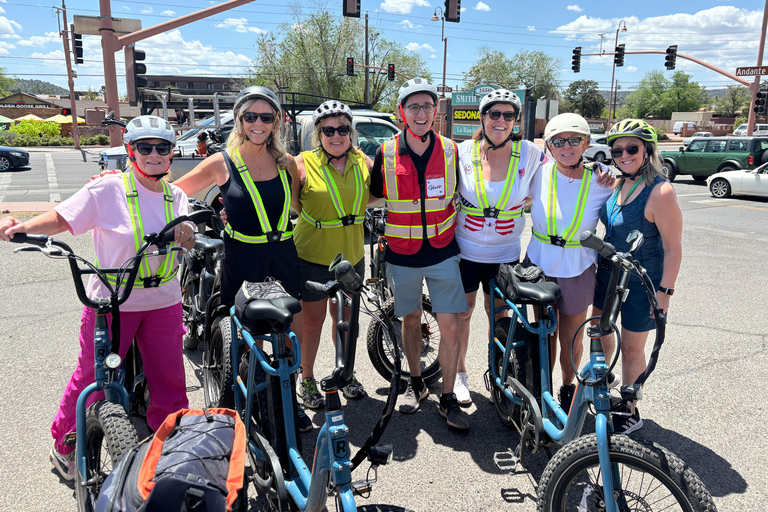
105;353;122;370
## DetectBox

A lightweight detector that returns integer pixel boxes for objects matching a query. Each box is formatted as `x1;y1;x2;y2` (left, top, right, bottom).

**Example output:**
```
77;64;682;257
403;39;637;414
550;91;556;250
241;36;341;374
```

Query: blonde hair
226;98;287;166
310;114;363;156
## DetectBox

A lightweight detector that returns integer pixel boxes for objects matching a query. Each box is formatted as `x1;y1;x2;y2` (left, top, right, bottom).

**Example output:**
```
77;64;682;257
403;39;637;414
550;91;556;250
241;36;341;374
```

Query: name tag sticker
426;177;445;197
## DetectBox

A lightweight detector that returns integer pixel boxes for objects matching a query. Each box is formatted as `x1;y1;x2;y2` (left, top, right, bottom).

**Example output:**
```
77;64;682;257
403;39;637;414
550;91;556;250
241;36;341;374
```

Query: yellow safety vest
531;164;591;248
299;149;365;229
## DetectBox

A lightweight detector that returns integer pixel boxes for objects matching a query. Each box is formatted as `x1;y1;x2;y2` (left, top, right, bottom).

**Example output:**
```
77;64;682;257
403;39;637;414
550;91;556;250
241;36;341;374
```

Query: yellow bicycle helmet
606;119;657;146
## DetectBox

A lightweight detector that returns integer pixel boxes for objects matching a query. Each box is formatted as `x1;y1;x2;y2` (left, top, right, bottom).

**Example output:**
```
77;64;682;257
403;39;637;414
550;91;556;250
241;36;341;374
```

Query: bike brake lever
14;245;43;253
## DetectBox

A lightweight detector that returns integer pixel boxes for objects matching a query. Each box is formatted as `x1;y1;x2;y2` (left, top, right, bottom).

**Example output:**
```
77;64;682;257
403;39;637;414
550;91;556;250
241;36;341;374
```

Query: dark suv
660;136;768;181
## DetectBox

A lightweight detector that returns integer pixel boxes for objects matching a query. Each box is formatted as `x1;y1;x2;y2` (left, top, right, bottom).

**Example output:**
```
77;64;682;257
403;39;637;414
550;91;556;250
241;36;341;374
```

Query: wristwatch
658;286;675;296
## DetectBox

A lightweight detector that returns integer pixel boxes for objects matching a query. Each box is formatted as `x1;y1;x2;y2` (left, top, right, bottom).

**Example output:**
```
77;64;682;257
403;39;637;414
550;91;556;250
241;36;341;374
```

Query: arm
647;182;683;313
1;210;72;241
286;154;302;215
172;153;228;196
364;152;385;206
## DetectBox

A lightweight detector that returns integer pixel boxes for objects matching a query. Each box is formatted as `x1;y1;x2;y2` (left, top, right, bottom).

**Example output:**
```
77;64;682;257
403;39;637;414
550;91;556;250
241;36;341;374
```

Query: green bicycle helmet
606;119;657;146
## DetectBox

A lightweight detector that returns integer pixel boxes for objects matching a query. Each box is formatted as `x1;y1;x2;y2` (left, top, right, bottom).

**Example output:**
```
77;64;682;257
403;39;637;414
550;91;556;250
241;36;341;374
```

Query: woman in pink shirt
0;116;195;482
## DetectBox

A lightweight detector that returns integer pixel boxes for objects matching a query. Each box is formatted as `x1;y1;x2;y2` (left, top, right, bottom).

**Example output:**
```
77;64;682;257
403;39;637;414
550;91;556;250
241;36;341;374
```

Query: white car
584;136;612;164
683;131;713;147
733;123;768;136
707;162;768;198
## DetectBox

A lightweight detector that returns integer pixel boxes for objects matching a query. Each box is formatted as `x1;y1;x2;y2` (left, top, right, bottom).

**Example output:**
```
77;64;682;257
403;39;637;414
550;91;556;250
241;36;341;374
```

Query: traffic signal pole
746;0;768;136
55;0;80;149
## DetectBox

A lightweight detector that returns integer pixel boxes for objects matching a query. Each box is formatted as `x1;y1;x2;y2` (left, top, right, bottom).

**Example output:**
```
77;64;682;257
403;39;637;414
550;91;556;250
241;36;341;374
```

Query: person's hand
0;217;25;242
173;222;196;244
654;290;670;315
219;198;228;225
90;169;122;182
593;162;616;188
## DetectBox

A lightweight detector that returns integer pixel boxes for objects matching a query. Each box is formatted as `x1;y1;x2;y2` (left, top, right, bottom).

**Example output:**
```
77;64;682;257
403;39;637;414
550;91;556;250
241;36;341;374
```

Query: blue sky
1;0;765;98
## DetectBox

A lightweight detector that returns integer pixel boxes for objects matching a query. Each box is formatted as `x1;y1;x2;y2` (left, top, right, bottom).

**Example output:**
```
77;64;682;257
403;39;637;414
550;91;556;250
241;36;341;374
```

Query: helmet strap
321;145;351;162
127;145;171;181
400;105;432;143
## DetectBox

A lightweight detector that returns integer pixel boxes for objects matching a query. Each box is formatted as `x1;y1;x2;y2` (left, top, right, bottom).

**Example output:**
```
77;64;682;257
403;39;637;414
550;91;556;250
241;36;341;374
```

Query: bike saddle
513;281;561;305
235;281;301;334
193;235;224;254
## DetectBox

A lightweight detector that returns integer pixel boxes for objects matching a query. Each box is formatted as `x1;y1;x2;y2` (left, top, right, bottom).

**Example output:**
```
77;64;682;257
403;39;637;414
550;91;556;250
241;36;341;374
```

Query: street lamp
608;20;627;127
431;7;447;98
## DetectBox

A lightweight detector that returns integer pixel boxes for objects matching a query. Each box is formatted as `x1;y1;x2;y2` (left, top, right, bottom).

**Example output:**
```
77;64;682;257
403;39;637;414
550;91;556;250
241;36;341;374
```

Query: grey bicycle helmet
479;89;522;116
397;77;438;107
123;115;176;146
233;86;281;116
313;100;353;125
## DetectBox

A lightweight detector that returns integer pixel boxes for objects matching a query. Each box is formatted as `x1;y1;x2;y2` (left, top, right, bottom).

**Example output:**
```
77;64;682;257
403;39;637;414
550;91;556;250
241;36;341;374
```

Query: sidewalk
0;202;58;215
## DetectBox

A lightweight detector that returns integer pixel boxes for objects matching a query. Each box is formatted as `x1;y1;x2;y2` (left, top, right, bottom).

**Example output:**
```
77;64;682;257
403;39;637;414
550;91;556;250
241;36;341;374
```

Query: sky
1;0;766;99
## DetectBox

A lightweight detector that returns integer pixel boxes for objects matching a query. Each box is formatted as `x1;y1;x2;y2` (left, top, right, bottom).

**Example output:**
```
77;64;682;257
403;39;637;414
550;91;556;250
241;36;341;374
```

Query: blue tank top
599;176;665;282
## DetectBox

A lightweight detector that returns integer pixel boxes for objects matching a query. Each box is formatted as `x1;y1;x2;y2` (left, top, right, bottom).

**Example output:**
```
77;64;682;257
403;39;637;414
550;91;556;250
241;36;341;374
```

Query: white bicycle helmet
543;113;591;141
123;115;176;146
233;86;281;117
313;100;353;125
397;77;438;107
479;89;522;116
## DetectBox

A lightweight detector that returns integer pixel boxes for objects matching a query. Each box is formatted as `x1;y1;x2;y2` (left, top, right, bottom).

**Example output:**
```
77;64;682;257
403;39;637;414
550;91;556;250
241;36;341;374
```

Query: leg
401;309;424;378
557;310;589;385
456;290;477;374
619;328;651;387
298;299;327;380
435;313;460;394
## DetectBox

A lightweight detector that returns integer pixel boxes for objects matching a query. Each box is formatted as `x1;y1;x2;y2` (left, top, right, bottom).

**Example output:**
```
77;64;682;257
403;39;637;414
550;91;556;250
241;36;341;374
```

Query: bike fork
596;414;621;512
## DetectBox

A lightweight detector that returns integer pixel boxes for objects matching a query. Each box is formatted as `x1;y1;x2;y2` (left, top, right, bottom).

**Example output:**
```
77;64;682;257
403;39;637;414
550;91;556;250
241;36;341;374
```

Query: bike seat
236;296;301;334
194;235;224;254
513;281;561;305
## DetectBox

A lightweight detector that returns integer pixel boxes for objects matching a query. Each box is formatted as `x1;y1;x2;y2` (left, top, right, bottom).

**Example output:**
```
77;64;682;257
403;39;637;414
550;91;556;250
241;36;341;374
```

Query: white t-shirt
526;161;614;278
455;139;546;263
54;173;189;312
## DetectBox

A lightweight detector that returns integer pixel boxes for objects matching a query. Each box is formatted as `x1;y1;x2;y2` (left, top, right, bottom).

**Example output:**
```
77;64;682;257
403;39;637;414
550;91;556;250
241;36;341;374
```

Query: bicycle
223;253;400;511
10;209;211;512
363;206;441;387
486;230;717;512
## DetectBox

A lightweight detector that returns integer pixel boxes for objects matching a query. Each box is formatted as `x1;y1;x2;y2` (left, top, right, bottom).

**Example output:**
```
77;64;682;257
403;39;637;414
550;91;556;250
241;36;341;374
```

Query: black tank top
220;151;292;237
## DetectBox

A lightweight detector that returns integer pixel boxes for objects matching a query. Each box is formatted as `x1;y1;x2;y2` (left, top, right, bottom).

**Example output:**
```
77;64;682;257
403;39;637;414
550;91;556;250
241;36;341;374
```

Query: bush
80;134;110;145
10;120;61;138
0;131;18;145
654;126;669;141
734;116;747;131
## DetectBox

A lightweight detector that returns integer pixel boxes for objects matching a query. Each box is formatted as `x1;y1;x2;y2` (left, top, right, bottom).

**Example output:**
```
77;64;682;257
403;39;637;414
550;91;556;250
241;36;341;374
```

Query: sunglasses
321;125;351;137
487;110;516;122
550;137;584;148
404;103;435;114
134;142;173;156
241;112;276;124
610;144;642;159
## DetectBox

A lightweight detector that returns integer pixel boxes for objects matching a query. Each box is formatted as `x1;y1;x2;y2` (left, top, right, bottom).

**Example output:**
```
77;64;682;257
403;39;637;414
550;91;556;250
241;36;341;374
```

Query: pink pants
51;303;189;455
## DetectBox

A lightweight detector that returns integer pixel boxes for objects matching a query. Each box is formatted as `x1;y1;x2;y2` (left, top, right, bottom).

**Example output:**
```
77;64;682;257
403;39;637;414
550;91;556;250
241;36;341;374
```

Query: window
187;82;194;89
152;81;160;87
728;140;747;152
170;82;177;87
207;83;214;90
707;141;726;153
355;122;399;158
687;140;707;153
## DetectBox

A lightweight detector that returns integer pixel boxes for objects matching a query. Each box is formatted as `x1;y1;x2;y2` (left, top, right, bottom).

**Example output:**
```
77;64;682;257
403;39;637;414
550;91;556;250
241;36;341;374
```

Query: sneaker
606;371;621;389
454;372;472;406
558;383;576;415
49;444;75;481
438;393;469;431
612;403;643;434
299;377;325;409
342;373;366;400
398;381;429;414
297;403;313;433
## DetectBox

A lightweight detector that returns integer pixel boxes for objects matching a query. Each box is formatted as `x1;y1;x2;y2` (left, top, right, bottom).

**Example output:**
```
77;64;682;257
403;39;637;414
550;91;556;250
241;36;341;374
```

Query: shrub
10;120;61;138
654;126;669;141
734;116;747;131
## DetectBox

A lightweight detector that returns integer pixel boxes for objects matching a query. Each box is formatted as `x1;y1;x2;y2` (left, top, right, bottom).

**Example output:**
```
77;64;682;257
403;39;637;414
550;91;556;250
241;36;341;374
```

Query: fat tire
204;316;236;409
180;262;201;351
490;317;527;429
366;295;441;388
76;401;139;512
537;433;717;512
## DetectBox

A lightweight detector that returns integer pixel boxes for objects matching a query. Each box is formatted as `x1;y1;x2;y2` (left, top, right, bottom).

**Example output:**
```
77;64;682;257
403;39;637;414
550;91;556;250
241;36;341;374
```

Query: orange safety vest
381;133;457;256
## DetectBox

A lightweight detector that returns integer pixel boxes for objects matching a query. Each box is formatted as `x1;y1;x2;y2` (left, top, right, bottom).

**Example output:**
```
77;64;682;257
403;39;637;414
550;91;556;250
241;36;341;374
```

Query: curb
0;202;58;215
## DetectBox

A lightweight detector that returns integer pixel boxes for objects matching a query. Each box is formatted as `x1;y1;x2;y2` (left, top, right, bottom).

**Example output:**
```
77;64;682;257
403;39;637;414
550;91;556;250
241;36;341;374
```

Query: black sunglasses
134;142;173;156
550;137;583;148
241;112;276;124
611;144;641;159
321;125;351;137
487;110;516;122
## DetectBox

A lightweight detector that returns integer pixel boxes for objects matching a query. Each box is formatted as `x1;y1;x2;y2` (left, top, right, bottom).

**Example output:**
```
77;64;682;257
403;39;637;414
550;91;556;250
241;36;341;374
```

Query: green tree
625;71;669;118
561;80;606;118
0;67;16;96
626;71;706;119
463;47;560;99
714;85;751;117
660;71;707;117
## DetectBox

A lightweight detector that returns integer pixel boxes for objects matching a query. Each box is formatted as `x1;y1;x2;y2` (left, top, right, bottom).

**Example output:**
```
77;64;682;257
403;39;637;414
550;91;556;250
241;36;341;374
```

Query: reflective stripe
382;138;400;201
457;139;523;219
299;151;365;229
531;164;591;248
385;210;456;239
102;173;176;288
225;147;293;244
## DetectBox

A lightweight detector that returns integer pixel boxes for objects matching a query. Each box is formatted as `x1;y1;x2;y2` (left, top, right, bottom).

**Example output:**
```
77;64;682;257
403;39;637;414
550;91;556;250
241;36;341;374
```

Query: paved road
0;151;766;510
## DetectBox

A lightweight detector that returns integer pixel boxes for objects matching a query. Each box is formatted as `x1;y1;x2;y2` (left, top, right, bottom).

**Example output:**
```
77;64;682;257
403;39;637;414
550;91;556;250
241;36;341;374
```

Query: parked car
0;146;30;171
683;131;713;147
707;161;768;199
733;123;768;136
660;136;768;182
584;136;612;164
673;121;696;135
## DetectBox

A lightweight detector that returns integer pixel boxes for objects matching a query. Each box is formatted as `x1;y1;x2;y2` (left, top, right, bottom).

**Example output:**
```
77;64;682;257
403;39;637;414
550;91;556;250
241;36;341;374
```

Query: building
143;75;244;94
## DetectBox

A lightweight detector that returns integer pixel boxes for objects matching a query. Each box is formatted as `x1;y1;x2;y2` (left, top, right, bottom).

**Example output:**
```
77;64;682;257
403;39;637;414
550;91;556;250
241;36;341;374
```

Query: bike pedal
493;450;520;472
350;480;373;497
483;369;491;392
64;432;77;447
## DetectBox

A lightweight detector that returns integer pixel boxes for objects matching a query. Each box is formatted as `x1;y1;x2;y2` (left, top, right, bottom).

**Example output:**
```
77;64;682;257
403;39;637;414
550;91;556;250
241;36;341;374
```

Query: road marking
676;193;711;197
45;153;61;203
726;204;768;212
690;199;726;204
689;199;768;211
0;167;12;203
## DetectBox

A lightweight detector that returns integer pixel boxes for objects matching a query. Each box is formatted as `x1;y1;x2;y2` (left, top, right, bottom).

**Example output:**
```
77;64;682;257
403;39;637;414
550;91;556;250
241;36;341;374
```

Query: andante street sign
735;66;768;77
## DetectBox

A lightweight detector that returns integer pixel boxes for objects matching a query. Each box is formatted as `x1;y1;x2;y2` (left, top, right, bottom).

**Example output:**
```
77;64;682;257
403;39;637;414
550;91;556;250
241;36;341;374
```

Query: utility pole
55;0;80;149
747;0;768;136
364;12;369;105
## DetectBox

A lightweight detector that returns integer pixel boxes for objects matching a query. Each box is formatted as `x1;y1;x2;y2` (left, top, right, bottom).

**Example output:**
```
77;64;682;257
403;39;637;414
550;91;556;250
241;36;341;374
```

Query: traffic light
388;63;395;81
61;108;71;116
444;0;461;23
665;45;678;70
71;27;83;65
342;0;360;18
571;47;581;73
755;90;766;115
614;44;625;67
125;46;147;106
346;57;355;76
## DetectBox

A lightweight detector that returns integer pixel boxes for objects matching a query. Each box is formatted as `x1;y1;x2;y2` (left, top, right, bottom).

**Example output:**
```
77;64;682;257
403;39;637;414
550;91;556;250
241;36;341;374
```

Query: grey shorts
387;255;469;317
299;257;366;303
545;265;597;316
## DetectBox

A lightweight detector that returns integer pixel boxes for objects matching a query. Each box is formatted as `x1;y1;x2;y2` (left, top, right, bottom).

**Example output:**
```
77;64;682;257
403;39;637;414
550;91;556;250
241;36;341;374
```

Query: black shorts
459;258;520;295
299;257;366;302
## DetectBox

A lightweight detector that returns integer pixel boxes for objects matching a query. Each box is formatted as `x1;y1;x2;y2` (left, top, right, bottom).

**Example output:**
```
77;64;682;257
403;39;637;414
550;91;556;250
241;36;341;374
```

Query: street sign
73;15;142;36
735;66;768;77
437;86;453;93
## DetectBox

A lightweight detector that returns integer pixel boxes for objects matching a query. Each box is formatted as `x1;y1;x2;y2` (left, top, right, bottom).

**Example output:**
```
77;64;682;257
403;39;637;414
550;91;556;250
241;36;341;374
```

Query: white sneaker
454;372;472;406
50;444;75;481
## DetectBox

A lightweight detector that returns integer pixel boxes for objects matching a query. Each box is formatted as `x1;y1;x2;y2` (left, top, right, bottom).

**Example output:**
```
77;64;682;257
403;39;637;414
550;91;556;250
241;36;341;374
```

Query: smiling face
319;116;352;157
482;104;517;145
401;92;436;138
547;131;589;169
611;136;646;175
240;99;277;145
131;138;172;176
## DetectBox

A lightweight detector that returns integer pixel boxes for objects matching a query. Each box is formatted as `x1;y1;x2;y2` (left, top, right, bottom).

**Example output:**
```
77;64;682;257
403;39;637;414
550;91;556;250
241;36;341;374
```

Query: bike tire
179;261;201;351
489;317;526;429
537;433;718;512
203;316;236;409
366;295;441;388
76;401;139;512
238;347;272;445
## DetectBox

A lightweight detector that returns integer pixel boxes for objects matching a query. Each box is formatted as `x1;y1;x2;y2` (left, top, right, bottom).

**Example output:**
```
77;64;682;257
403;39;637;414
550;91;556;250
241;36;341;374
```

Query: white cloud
121;5;130;10
430;53;436;59
398;20;422;30
625;66;638;72
460;7;467;13
17;31;59;47
0;16;22;38
161;10;176;16
141;6;153;14
379;0;430;14
405;42;435;52
527;26;535;31
214;17;267;34
567;5;582;12
0;7;4;14
475;2;491;11
0;40;15;55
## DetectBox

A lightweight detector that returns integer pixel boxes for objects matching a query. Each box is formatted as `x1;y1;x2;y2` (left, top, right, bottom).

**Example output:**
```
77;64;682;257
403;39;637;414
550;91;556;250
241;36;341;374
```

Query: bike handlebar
579;231;616;259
